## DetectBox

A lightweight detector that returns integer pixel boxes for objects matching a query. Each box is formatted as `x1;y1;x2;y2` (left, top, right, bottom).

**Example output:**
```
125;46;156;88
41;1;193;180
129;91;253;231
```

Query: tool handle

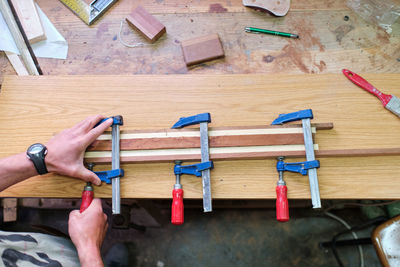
342;69;392;106
171;188;184;225
276;185;289;222
80;190;94;213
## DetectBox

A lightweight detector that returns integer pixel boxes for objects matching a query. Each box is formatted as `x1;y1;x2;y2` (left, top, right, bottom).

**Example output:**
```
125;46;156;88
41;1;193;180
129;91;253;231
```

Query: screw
344;15;349;21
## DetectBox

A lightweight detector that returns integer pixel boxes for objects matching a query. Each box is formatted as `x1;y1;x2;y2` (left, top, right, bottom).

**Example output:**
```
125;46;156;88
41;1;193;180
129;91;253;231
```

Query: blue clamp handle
271;109;313;125
174;161;214;177
171;113;211;129
94;169;124;184
96;115;124;127
276;160;320;175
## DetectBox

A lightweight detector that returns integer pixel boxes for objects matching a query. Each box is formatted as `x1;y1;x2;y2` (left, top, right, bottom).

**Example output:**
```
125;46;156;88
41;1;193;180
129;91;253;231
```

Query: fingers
72;115;106;134
83;118;113;146
85;198;103;213
76;166;102;186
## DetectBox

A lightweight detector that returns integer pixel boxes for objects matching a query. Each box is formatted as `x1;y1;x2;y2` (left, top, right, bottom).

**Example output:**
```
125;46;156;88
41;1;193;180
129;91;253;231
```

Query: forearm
77;245;104;267
0;152;37;191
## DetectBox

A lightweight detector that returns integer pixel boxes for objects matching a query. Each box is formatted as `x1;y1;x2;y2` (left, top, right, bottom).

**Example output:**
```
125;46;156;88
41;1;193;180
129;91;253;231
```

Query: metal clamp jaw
276;159;320;176
174;161;214;177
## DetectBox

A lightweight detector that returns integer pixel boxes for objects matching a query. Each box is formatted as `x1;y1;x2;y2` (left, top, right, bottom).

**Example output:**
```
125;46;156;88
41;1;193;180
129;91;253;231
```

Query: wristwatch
26;143;48;175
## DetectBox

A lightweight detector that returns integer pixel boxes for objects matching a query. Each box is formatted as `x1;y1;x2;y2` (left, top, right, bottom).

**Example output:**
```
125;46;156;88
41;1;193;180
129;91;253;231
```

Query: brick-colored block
181;34;225;66
125;6;166;43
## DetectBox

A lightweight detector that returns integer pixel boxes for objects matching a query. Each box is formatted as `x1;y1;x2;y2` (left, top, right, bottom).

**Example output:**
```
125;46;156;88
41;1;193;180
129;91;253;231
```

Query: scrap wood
242;0;291;16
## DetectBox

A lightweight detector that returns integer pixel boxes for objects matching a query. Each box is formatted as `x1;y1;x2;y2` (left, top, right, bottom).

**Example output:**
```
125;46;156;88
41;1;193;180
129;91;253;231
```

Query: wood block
11;0;46;44
242;0;291;16
3;198;17;222
181;34;225;66
125;6;166;43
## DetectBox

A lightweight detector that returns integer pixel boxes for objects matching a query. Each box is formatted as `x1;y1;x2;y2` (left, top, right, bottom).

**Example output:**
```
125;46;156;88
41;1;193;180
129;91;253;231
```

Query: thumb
76;166;102;186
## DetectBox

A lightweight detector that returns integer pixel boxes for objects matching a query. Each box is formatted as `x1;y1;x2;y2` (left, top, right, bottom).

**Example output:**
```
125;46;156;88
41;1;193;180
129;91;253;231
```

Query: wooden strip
85;144;318;163
89;133;306;151
11;0;46;44
5;51;28;75
0;0;38;75
316;148;400;157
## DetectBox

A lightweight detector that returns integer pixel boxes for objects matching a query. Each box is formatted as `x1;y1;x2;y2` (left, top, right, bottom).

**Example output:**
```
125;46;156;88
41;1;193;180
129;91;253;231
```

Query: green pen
245;27;299;39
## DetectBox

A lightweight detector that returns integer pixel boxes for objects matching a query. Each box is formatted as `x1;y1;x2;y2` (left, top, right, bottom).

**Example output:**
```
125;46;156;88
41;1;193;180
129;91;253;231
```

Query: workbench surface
1;0;400;80
1;74;400;199
0;0;399;200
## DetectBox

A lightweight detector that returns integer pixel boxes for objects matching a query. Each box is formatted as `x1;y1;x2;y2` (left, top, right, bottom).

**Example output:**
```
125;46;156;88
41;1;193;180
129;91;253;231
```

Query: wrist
77;243;103;267
44;145;58;173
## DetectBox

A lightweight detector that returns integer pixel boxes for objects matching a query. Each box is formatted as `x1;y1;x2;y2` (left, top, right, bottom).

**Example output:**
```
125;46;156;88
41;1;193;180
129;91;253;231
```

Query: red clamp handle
171;188;184;225
342;69;392;106
80;190;94;213
276;185;289;222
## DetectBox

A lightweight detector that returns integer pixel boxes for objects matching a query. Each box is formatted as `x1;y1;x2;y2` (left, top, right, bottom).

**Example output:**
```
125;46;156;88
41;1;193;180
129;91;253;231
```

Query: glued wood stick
88;124;325;151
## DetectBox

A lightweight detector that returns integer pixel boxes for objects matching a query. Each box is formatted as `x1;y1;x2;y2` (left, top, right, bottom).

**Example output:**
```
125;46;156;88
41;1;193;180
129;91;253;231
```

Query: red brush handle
342;69;392;106
171;189;184;225
80;190;94;213
276;185;289;222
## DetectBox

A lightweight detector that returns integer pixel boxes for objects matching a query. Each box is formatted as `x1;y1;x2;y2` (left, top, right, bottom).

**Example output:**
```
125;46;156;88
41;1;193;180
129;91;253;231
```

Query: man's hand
69;199;108;267
45;115;113;185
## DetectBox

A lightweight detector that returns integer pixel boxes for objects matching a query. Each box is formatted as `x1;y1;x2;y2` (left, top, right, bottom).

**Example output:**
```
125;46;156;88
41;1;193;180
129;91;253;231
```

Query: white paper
0;4;68;59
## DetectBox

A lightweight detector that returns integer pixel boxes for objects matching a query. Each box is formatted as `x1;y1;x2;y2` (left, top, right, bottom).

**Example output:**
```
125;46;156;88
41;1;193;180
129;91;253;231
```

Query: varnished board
1;74;400;199
1;0;399;78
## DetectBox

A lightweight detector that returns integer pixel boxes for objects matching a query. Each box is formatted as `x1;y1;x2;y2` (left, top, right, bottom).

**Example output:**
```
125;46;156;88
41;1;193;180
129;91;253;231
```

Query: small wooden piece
181;34;225;66
242;0;291;17
10;0;46;44
125;6;166;43
5;51;28;75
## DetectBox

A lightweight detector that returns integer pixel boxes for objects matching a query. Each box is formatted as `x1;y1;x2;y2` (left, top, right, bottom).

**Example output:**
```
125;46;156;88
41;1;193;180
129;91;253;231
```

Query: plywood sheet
1;74;400;199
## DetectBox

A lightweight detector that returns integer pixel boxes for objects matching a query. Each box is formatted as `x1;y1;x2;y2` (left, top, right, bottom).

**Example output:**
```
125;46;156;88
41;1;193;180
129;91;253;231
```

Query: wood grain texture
1;0;398;78
181;34;225;66
11;0;46;44
125;6;166;43
1;74;400;199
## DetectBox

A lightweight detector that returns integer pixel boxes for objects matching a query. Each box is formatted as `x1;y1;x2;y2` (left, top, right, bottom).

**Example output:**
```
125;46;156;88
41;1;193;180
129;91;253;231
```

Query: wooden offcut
242;0;291;16
125;6;166;43
181;34;225;66
11;0;46;44
1;74;400;199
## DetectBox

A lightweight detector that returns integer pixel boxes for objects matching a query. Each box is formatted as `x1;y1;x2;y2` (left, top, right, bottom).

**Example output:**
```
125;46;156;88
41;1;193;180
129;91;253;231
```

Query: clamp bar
200;122;212;212
302;118;321;209
112;122;121;214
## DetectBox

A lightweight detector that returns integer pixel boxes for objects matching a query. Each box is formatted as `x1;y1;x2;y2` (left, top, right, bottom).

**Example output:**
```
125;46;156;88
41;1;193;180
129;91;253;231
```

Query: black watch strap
30;155;48;175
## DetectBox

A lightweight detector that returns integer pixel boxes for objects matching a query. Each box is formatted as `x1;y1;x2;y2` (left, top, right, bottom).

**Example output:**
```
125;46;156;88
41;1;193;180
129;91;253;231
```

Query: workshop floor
3;202;382;267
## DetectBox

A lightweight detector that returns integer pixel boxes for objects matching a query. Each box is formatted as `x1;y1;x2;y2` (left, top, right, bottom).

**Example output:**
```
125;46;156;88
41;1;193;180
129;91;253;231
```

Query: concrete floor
1;202;382;267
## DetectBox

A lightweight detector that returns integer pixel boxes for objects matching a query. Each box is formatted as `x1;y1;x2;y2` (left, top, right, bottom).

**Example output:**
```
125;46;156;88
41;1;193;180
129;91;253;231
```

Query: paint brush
343;69;400;117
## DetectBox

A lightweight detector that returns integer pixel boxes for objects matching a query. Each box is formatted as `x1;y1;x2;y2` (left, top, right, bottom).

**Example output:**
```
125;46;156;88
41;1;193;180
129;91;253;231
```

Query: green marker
245;27;299;39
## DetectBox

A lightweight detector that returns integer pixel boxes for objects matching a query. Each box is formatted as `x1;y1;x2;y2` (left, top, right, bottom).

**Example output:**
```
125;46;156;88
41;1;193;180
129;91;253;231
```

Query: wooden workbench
0;0;399;81
0;1;399;200
1;74;400;199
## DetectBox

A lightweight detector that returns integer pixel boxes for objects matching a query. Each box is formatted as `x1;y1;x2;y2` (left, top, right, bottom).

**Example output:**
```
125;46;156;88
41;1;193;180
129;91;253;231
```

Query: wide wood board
1;74;400;199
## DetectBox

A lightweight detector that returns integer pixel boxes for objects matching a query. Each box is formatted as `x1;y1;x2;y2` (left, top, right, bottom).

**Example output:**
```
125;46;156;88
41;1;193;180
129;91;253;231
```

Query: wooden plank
125;6;166;43
0;0;39;75
11;0;46;44
181;34;225;66
1;74;400;199
5;51;28;75
89;126;315;151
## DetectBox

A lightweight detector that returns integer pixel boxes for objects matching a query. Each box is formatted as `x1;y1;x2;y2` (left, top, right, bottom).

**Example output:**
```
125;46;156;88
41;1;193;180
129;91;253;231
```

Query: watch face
28;143;45;155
